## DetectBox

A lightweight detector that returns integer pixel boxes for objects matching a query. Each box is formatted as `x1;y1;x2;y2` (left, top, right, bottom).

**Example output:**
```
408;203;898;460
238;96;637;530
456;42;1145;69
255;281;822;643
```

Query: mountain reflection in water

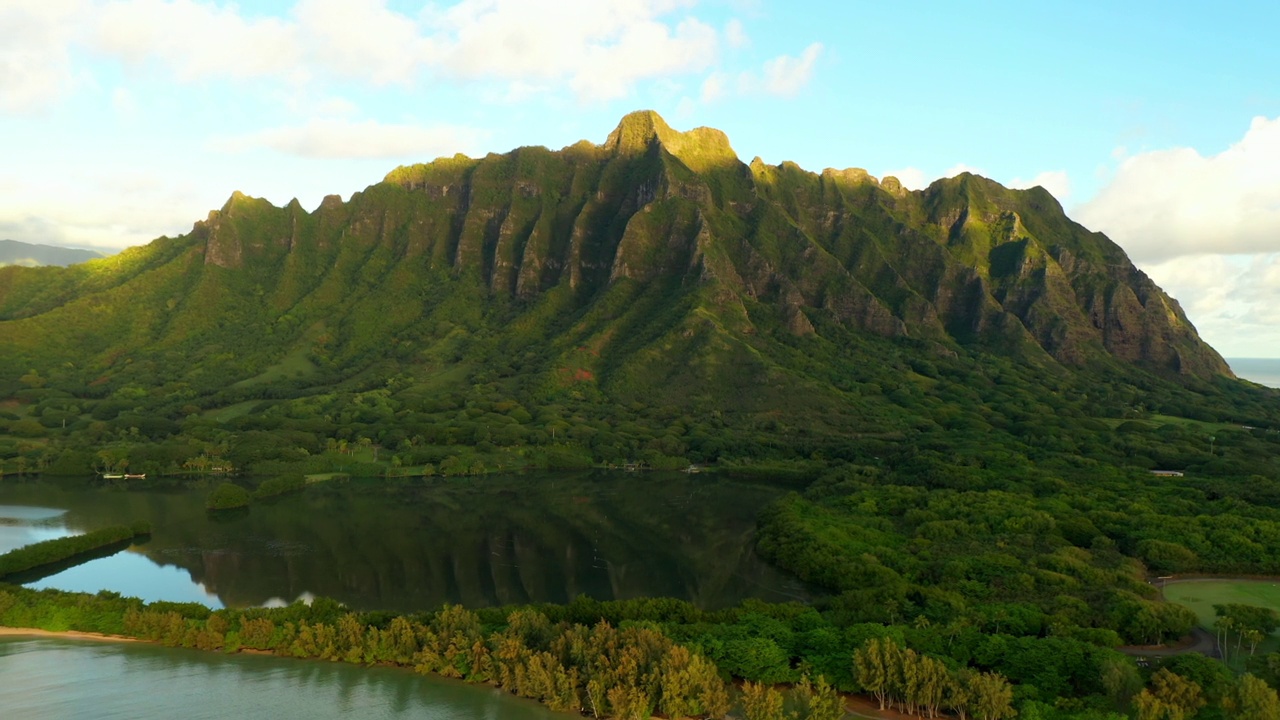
0;471;809;612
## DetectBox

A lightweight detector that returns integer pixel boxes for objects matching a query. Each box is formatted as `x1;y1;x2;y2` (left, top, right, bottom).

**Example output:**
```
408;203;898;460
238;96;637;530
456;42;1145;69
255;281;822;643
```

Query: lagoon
0;634;565;720
0;471;806;612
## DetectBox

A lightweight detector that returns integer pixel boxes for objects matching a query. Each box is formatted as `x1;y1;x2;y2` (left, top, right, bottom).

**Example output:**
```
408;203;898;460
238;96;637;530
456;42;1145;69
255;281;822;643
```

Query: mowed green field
1163;579;1280;630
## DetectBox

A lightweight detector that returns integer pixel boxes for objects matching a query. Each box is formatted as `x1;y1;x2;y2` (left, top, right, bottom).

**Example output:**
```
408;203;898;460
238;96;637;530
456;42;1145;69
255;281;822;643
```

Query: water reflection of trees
0;473;810;611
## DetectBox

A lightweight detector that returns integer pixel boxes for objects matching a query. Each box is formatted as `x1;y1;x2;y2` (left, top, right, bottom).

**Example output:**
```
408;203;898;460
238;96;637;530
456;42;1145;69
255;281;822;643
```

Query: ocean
1227;358;1280;389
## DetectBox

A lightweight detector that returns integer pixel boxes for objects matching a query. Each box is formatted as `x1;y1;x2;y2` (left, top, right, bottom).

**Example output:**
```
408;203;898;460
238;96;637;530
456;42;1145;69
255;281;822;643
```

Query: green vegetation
3;111;1280;716
1164;582;1280;635
5;585;1280;720
753;458;1280;645
1163;581;1280;669
2;114;1271;487
206;482;250;511
253;473;307;500
0;523;149;579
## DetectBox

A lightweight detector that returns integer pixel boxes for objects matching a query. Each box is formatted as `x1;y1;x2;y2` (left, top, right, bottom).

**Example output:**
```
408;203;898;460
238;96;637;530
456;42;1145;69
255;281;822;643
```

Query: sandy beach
0;626;140;644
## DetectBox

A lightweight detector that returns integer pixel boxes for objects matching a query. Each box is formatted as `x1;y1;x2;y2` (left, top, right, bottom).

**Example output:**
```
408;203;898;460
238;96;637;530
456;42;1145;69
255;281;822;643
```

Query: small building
1149;470;1185;477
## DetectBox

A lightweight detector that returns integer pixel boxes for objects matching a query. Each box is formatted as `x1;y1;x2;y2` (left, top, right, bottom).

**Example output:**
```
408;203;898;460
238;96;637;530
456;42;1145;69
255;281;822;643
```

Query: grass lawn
201;400;260;423
1163;579;1280;629
303;472;349;483
1164;579;1280;666
231;346;319;388
1148;414;1239;433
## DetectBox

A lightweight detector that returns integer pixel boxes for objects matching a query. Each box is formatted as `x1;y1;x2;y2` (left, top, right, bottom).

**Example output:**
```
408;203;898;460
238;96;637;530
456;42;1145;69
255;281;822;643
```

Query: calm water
0;471;806;611
0;472;800;718
1228;358;1280;389
0;635;564;720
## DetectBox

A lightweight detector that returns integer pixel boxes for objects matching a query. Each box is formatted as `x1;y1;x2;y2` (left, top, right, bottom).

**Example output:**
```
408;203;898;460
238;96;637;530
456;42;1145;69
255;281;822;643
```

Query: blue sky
2;0;1279;356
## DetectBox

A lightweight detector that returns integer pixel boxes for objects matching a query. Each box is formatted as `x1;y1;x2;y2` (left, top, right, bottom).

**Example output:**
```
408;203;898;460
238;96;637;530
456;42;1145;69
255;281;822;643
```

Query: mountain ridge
0;111;1247;470
0;239;104;268
168;110;1226;377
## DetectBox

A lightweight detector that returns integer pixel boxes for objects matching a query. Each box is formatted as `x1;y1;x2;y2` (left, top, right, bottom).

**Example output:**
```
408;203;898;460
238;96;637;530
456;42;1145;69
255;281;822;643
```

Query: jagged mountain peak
0;110;1232;387
605;109;738;173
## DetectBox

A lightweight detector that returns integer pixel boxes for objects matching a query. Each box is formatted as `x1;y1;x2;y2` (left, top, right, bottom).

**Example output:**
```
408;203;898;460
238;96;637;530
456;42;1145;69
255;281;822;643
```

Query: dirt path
843;694;934;720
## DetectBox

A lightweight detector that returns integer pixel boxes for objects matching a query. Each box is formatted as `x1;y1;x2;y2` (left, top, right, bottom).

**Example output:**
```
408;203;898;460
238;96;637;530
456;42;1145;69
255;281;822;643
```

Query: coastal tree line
4;585;1280;719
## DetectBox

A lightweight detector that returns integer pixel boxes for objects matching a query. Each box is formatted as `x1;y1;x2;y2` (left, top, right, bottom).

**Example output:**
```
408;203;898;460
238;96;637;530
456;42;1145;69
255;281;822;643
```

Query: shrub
207;482;251;511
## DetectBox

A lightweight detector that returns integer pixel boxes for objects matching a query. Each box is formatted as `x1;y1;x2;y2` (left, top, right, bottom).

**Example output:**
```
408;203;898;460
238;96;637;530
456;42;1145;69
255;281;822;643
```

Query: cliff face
0;111;1230;398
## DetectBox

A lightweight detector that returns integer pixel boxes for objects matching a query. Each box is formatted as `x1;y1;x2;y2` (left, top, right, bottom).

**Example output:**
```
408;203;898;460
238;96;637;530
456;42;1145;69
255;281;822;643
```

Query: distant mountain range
0;239;104;268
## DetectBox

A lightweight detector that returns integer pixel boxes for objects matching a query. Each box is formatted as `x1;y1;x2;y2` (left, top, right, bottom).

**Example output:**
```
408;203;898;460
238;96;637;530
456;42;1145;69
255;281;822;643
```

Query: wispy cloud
214;118;489;160
425;0;722;102
35;0;753;104
0;1;80;113
1010;170;1071;202
1141;252;1280;356
759;42;822;97
698;41;824;105
93;0;305;83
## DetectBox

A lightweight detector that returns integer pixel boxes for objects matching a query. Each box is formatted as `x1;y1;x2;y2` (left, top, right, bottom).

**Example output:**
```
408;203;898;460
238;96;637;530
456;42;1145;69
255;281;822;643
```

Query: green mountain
0;239;104;268
7;112;1280;718
0;111;1272;477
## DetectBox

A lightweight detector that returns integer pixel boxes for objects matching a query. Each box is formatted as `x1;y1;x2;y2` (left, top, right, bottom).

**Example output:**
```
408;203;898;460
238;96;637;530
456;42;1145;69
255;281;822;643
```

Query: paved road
1119;627;1219;660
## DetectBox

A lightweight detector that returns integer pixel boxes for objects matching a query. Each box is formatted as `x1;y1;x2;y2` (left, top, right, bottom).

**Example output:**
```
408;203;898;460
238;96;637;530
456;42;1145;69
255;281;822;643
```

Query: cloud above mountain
1076;115;1280;263
216;119;488;160
1;0;819;108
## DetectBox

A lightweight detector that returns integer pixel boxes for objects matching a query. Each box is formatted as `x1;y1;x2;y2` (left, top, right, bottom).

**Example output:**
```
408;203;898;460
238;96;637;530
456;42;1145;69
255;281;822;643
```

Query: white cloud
293;0;426;85
111;87;138;120
570;17;719;101
697;41;823;105
700;71;728;104
0;189;201;252
941;162;985;178
1010;170;1071;202
216;118;488;159
880;167;928;191
71;0;741;102
724;18;748;48
423;0;720;102
1141;252;1280;357
1141;254;1234;321
0;215;70;247
759;42;822;97
0;1;81;113
1076;115;1280;263
879;163;986;191
93;0;305;83
8;1;820;109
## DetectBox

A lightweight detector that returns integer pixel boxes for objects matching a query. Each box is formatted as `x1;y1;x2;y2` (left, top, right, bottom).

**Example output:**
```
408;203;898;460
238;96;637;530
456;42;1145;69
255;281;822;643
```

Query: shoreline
0;625;953;720
0;626;275;655
0;626;141;644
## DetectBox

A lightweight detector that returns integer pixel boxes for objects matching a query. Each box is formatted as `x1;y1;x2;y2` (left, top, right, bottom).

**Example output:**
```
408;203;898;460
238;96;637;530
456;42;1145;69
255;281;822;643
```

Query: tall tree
792;675;844;720
740;681;787;720
1225;674;1280;720
854;636;900;711
968;671;1016;720
1134;669;1205;720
